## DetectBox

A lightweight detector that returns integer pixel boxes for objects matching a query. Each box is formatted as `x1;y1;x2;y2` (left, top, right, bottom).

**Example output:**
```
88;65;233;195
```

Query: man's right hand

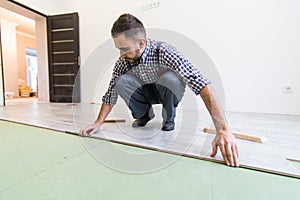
79;123;101;137
79;103;113;137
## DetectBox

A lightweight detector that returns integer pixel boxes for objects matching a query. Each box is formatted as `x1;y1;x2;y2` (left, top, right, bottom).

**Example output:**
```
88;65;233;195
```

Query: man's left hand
210;130;239;167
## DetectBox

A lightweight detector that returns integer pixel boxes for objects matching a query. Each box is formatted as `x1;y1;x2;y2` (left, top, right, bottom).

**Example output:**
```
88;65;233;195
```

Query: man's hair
111;13;146;40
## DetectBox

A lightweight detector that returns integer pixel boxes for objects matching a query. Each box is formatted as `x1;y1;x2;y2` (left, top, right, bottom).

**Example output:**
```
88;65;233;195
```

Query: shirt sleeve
160;44;211;95
102;58;128;105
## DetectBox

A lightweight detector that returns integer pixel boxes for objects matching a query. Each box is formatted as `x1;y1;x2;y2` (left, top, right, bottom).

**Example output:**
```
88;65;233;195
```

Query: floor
0;100;300;178
0;120;299;200
5;97;38;105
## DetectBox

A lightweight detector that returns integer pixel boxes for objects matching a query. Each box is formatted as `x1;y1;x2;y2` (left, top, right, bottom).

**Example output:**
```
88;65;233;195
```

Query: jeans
115;71;186;123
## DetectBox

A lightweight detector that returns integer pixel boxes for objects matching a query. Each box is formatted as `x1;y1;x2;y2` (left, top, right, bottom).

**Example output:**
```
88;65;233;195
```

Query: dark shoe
162;121;175;131
132;113;154;127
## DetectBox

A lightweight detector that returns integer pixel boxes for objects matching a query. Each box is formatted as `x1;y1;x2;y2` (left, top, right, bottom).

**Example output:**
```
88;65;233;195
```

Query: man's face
113;34;145;63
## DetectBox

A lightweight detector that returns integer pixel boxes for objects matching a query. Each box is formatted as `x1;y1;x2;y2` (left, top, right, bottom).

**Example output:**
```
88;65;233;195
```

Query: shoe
162;121;175;131
132;112;154;127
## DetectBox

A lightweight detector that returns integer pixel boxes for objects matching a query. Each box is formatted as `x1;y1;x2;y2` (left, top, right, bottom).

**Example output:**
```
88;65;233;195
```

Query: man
80;13;239;167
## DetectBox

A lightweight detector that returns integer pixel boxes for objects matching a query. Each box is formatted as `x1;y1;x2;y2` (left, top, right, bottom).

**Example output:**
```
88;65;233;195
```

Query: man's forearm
200;86;239;166
199;85;228;133
95;103;113;125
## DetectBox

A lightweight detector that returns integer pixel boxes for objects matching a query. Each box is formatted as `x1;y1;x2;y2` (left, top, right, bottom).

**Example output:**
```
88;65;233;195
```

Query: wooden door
47;13;80;102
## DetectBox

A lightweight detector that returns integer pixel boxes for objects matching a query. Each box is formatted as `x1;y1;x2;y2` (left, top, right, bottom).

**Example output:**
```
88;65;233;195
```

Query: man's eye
120;48;129;52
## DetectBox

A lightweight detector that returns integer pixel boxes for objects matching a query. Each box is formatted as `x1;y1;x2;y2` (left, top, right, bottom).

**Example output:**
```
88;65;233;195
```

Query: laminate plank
0;102;300;178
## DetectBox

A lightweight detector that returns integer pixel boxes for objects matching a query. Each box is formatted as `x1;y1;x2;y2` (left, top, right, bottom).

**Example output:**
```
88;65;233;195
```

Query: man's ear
138;38;147;49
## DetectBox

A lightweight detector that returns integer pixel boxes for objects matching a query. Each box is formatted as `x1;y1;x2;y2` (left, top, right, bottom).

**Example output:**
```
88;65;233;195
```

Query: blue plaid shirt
102;39;211;105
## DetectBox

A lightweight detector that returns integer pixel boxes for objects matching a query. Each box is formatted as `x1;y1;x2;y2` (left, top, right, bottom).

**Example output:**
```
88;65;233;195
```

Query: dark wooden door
47;13;80;102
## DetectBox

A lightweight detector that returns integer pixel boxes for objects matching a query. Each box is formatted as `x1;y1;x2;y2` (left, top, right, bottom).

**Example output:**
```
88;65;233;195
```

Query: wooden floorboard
0;102;300;178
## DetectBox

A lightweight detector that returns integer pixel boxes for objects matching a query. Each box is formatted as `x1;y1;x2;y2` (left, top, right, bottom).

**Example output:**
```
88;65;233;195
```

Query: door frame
0;0;49;105
0;25;4;105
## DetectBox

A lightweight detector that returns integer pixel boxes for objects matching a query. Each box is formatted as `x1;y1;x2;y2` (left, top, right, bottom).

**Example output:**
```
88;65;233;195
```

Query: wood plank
286;158;300;163
1;103;300;179
104;119;126;123
4;119;299;179
203;128;267;143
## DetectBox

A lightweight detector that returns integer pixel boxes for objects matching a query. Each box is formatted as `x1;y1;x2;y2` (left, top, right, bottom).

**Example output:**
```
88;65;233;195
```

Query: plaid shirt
102;39;211;105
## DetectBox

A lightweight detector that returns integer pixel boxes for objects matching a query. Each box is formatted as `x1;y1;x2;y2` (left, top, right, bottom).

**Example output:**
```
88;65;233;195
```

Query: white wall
1;19;19;96
12;0;59;15
15;0;300;115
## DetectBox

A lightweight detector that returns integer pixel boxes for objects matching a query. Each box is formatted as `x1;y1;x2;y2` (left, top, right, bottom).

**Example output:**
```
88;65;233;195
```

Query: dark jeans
114;71;186;123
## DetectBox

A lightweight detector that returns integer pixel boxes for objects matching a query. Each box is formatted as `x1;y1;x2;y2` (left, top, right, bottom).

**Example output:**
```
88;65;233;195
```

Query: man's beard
124;49;141;63
124;57;136;63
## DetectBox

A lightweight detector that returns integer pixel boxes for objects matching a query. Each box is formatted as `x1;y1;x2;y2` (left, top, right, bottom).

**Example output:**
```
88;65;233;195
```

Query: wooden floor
1;99;300;178
1;120;299;199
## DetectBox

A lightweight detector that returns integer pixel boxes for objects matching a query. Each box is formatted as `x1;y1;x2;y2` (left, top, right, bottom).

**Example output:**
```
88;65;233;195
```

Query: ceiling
0;7;35;37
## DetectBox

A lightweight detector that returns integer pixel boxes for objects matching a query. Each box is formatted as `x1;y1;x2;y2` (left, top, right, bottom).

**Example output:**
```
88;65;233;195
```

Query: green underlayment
0;120;299;200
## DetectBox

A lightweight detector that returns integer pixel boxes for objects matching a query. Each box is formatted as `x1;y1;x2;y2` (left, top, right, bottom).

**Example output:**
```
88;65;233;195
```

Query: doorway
0;0;49;106
26;47;38;95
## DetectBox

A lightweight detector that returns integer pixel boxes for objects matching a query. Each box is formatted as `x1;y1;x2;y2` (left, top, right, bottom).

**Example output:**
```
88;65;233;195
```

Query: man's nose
120;52;126;58
119;50;126;58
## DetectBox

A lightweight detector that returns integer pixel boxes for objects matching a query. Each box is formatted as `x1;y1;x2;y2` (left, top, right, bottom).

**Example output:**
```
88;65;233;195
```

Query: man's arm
200;85;239;167
79;103;113;136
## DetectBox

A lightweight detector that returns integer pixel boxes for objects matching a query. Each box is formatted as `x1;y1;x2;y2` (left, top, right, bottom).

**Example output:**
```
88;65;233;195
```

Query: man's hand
79;123;101;137
210;130;239;167
199;85;239;167
79;103;113;137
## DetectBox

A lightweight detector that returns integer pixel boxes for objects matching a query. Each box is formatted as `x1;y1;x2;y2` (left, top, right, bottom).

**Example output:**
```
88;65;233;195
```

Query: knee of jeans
115;74;132;89
116;74;131;84
159;71;184;88
115;74;144;93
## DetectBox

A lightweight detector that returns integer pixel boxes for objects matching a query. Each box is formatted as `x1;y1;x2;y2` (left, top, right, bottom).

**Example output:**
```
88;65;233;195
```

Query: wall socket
141;1;160;11
283;85;293;93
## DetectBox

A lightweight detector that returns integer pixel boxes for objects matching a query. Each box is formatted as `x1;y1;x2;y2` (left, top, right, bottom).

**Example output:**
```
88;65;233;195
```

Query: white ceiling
0;7;35;36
